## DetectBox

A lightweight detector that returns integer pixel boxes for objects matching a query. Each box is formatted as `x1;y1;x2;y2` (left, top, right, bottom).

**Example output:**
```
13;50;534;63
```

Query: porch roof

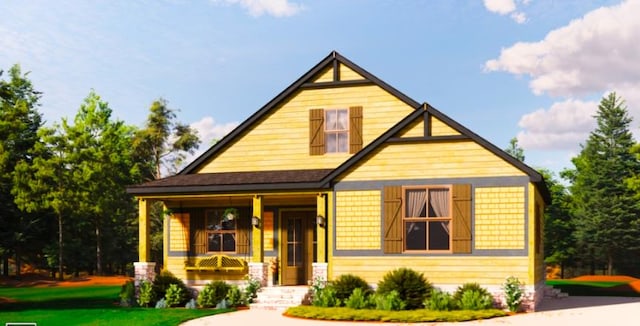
126;169;334;195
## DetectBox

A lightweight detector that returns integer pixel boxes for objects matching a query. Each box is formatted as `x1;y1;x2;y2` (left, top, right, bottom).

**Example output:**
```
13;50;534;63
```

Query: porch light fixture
252;215;260;228
316;214;325;227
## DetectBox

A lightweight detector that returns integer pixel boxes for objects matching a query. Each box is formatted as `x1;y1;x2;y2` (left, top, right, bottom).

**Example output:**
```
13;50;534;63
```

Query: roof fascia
425;104;551;204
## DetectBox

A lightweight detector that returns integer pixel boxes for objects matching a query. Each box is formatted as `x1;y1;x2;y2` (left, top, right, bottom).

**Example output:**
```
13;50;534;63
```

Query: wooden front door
281;210;315;285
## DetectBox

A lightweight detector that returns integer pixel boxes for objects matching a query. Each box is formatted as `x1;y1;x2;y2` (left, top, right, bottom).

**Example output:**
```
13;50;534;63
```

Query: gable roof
318;103;552;204
180;50;421;175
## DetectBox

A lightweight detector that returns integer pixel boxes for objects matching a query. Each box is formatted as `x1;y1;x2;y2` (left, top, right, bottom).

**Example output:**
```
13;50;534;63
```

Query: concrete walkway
181;296;640;326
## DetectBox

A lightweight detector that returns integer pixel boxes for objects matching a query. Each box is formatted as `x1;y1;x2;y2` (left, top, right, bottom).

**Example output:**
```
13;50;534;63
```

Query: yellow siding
331;256;529;285
474;187;525;250
340;141;526;181
397;119;424;137
169;213;189;252
313;66;333;83
431;117;460;136
196;85;414;173
339;63;365;80
335;191;381;250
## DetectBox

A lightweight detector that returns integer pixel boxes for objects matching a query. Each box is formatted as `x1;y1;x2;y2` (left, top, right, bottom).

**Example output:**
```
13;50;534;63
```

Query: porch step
544;285;569;299
251;286;309;311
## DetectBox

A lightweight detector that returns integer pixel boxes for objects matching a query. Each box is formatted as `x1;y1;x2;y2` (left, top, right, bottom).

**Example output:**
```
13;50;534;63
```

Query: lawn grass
546;279;640;297
285;306;507;323
0;285;232;326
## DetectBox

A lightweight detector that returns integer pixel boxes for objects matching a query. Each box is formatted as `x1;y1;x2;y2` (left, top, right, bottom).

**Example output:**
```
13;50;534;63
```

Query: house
126;51;550;311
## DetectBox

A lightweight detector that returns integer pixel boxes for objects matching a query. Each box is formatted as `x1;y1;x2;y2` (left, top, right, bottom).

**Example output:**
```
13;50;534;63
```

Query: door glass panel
287;218;303;267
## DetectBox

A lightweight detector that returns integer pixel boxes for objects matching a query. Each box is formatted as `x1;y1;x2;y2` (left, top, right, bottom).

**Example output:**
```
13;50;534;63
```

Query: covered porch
134;191;332;287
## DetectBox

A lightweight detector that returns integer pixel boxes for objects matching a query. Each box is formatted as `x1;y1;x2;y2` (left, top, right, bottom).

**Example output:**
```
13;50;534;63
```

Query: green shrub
331;274;372;305
152;270;191;305
165;283;184;307
197;281;230;308
244;276;261;303
458;290;493;310
372;290;406;311
376;268;432;309
312;285;340;307
425;288;455;311
344;287;370;309
185;298;197;309
226;284;246;307
503;276;524;312
119;280;136;307
137;280;155;307
452;283;491;305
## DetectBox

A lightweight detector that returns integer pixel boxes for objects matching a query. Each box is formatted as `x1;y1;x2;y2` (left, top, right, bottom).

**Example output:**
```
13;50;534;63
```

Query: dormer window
325;109;349;153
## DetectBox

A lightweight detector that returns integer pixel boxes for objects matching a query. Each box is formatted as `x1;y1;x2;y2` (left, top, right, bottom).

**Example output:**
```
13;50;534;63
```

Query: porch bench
184;254;248;274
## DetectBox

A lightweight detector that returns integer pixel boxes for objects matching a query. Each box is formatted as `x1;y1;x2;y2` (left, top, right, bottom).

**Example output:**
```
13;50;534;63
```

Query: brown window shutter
452;184;472;253
236;208;250;254
349;106;363;154
383;185;403;253
309;108;325;155
190;209;207;255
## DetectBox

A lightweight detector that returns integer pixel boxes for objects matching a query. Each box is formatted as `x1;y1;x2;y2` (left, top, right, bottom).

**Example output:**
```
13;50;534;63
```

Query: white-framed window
325;108;349;153
403;186;452;252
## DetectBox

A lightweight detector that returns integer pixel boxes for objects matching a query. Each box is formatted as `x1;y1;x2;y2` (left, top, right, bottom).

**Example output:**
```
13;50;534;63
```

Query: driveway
181;296;640;326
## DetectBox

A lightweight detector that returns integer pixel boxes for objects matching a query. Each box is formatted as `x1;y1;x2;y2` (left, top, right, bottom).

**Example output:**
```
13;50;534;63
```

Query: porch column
135;198;156;285
138;198;152;262
250;195;268;286
314;193;328;283
316;193;327;263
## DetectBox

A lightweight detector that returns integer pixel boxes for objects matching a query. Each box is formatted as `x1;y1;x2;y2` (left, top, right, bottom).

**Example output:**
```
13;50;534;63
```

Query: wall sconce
316;214;325;227
252;216;260;228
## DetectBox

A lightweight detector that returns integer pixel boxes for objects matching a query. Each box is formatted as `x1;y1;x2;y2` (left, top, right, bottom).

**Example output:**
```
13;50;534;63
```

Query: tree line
2;64;640;279
507;93;640;277
0;65;199;279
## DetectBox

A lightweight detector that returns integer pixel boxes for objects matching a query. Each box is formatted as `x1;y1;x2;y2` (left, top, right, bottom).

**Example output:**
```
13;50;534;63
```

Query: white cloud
215;0;303;17
484;0;516;14
517;99;597;150
510;11;527;24
190;116;239;155
485;0;640;96
483;0;527;23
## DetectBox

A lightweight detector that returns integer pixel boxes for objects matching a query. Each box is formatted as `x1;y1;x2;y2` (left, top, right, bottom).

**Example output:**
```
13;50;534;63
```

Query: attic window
325;109;348;153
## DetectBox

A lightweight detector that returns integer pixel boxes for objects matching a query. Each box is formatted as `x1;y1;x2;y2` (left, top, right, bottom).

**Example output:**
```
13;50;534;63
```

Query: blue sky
1;0;638;177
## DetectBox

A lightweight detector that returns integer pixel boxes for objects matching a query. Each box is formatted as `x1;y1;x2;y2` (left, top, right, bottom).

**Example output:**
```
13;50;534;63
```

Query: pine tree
565;92;640;275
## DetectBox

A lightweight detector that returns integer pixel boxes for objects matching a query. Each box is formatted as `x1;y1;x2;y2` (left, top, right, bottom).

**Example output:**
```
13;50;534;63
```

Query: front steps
544;285;569;299
251;286;309;310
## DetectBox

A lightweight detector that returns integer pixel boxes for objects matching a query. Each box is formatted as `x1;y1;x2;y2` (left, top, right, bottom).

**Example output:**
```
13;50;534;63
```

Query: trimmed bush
138;280;155;307
155;298;168;309
503;276;524;312
119;280;136;307
331;274;372;305
372;290;406;311
152;270;191;306
426;288;455;311
197;280;230;308
458;290;493;310
344;287;370;309
185;298;197;309
165;283;184;307
312;285;340;307
376;268;432;309
452;283;491;305
244;276;261;303
226;284;246;307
